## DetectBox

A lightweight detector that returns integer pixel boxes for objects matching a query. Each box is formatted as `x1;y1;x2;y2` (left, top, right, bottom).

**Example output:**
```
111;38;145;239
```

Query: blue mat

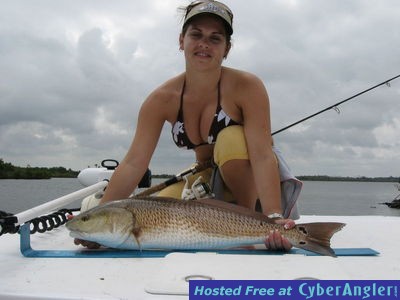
19;223;379;258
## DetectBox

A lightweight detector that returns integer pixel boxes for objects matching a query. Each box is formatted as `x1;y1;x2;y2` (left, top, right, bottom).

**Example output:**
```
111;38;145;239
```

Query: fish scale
127;199;266;248
66;197;345;256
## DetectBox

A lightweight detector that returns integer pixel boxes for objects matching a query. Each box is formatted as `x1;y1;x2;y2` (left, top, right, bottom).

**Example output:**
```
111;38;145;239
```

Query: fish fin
292;222;346;257
133;196;271;223
195;198;274;223
132;227;142;251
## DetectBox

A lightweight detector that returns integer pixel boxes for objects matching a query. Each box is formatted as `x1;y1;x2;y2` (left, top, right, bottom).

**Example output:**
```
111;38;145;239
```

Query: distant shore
296;175;399;183
0;159;78;179
152;174;399;183
1;160;398;182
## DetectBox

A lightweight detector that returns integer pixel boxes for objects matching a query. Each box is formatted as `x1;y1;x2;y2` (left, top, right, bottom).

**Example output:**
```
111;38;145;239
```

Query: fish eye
81;215;90;222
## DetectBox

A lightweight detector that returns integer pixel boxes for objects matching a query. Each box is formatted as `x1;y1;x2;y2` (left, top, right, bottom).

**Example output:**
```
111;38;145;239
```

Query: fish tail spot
293;222;346;257
298;226;308;235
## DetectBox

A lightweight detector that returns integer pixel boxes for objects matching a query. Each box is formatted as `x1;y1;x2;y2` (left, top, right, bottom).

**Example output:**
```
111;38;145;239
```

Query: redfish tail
292;222;346;257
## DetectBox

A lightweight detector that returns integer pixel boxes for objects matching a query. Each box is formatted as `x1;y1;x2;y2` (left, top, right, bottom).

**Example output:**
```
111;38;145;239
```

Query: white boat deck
0;215;399;299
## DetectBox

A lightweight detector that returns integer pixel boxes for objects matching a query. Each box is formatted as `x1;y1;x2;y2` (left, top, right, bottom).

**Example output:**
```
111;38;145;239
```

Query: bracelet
267;213;283;219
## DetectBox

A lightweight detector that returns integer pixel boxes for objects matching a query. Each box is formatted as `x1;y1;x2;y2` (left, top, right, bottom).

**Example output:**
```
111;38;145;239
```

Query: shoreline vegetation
1;159;398;182
0;159;78;179
154;174;399;183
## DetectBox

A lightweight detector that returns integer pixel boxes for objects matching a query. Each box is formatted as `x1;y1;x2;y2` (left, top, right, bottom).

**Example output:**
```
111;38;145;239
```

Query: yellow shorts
157;125;248;200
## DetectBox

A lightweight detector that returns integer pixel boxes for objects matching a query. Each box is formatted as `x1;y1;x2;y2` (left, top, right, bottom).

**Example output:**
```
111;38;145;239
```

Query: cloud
0;0;399;177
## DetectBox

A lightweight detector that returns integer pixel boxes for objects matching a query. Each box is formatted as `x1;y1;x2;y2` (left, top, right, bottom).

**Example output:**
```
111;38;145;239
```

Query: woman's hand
264;218;295;252
74;238;101;249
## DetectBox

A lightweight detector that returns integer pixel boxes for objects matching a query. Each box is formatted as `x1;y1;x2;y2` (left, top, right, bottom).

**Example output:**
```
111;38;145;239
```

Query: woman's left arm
239;73;294;250
240;74;280;214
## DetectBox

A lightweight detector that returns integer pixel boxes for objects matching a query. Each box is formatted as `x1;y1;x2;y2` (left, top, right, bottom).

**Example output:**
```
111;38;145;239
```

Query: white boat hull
0;215;399;299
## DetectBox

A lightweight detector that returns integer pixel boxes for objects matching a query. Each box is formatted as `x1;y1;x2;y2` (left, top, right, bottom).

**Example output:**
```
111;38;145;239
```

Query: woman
76;0;296;251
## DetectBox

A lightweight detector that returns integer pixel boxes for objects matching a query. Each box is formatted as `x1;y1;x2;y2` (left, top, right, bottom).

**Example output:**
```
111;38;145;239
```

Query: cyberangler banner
190;280;399;300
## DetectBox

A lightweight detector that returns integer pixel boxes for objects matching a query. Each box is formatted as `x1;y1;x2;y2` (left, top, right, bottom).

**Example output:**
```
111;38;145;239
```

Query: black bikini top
172;80;240;150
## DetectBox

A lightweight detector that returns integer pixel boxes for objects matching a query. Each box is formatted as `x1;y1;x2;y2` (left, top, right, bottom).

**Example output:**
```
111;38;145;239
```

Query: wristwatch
267;213;283;219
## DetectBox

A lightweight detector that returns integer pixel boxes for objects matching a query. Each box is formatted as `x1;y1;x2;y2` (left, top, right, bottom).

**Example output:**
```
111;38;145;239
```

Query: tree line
151;173;399;182
0;159;78;179
1;159;398;182
296;175;399;182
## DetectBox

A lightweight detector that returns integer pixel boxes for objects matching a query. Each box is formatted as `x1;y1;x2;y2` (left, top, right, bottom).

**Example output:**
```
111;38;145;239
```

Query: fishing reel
181;176;214;200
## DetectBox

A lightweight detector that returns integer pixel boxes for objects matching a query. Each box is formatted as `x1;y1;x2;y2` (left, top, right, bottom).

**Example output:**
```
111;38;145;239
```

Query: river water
1;178;399;217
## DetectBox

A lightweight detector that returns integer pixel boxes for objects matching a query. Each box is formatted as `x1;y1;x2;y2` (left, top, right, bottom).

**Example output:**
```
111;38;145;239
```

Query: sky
0;0;399;177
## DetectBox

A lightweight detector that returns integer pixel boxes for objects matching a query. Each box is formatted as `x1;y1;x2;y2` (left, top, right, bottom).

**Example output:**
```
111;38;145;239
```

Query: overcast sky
1;0;399;177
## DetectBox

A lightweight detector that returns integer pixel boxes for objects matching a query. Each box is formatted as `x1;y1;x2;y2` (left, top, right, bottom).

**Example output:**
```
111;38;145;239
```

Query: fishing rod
134;160;213;197
4;75;396;229
272;74;400;136
136;75;400;197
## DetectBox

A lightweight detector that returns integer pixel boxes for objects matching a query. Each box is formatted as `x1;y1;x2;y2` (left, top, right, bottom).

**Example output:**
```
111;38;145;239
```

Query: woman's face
179;15;231;71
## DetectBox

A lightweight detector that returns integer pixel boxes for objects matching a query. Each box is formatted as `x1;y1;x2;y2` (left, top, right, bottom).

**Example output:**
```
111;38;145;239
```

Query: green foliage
1;158;397;182
297;175;399;182
0;159;79;179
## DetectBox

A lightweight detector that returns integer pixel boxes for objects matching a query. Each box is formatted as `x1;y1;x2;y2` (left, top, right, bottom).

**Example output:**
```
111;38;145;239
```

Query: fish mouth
65;219;86;232
69;231;85;240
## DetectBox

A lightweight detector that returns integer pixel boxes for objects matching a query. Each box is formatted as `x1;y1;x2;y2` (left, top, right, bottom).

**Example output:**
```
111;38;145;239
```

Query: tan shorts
157;125;248;200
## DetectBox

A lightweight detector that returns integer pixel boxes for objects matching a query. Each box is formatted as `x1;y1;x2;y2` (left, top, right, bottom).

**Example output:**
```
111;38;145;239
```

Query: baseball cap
183;1;233;35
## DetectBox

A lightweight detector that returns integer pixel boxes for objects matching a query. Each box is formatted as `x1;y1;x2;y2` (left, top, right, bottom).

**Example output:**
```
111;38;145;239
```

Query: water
297;181;400;217
0;178;84;213
1;178;399;217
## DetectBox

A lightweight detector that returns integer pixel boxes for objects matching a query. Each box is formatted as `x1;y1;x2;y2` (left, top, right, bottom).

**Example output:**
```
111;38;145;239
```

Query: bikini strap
216;79;222;108
178;79;186;121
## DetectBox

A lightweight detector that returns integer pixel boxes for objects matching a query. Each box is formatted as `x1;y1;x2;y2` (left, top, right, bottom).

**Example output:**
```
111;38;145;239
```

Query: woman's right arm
100;91;168;204
74;89;171;248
